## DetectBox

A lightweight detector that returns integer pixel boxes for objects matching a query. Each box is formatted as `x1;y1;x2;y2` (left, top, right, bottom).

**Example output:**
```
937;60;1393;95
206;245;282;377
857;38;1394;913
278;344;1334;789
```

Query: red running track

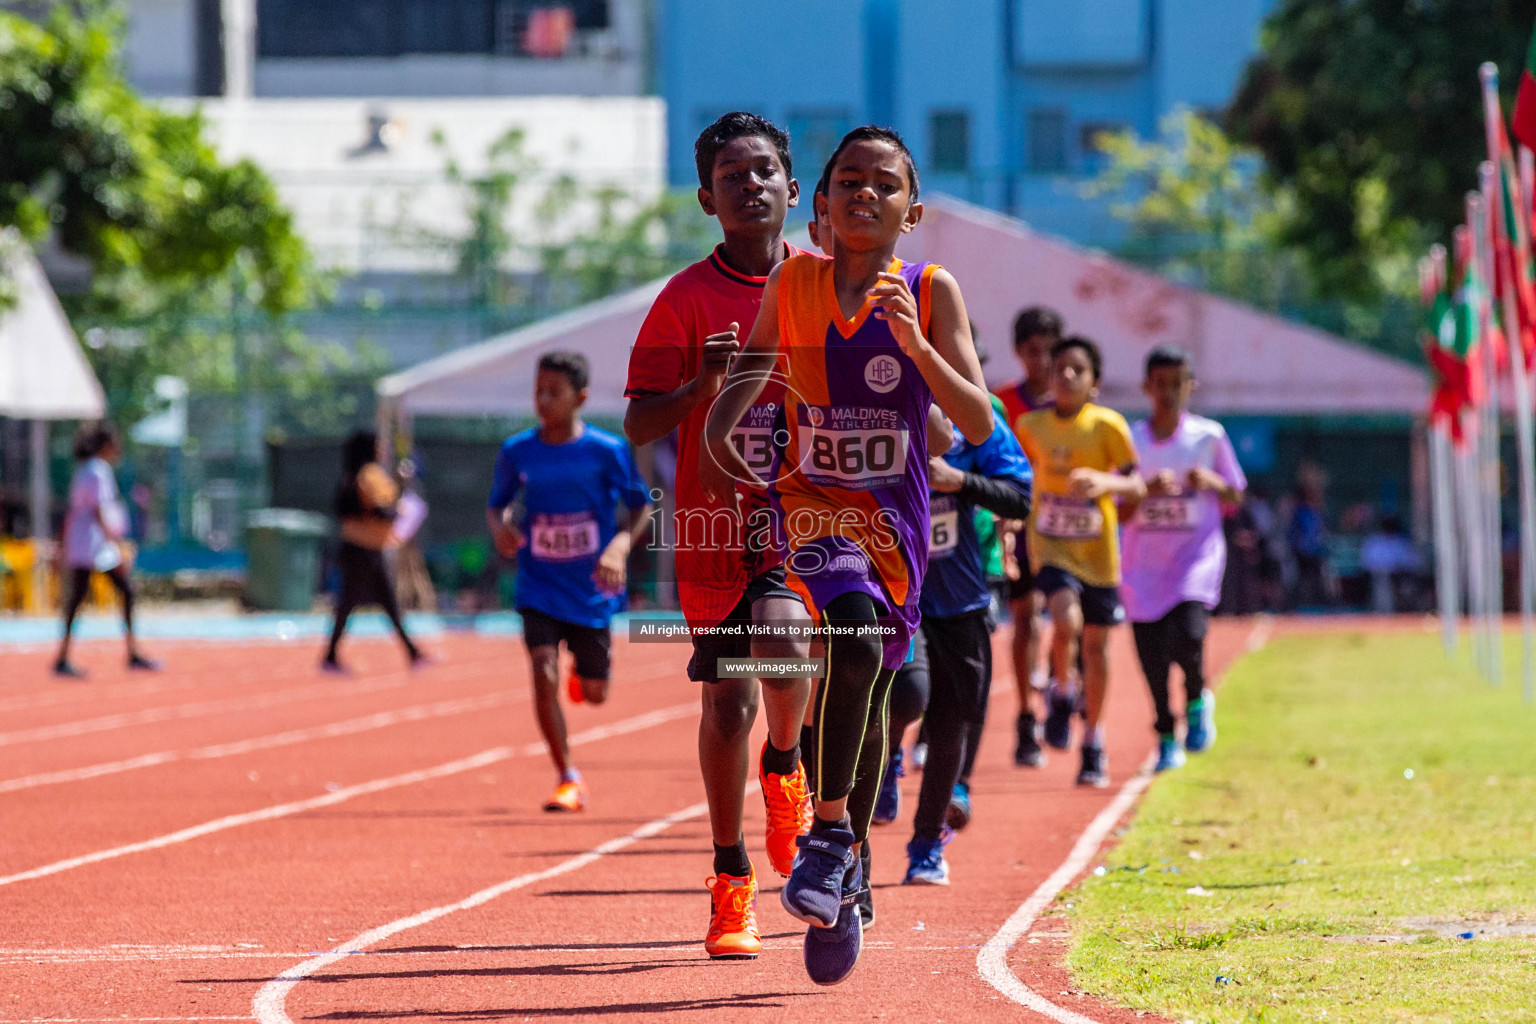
0;618;1260;1023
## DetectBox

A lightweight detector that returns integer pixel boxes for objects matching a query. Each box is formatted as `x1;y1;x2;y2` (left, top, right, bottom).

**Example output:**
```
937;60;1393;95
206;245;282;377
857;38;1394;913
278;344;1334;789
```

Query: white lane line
0;692;519;794
975;615;1274;1023
250;798;712;1024
0;672;455;749
0;701;697;889
975;760;1155;1023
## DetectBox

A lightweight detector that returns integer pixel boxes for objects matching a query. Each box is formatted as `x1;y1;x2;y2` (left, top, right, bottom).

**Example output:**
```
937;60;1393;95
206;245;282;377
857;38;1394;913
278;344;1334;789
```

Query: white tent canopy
0;233;105;421
378;197;1428;419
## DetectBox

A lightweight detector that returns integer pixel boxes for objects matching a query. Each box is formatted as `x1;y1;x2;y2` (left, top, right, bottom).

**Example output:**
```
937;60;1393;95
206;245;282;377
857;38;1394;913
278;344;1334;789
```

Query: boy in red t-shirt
624;112;813;960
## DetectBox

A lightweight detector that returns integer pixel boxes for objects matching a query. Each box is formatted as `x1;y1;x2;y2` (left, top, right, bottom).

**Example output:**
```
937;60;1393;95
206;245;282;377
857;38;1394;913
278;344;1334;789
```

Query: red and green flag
1514;22;1536;150
1425;231;1486;440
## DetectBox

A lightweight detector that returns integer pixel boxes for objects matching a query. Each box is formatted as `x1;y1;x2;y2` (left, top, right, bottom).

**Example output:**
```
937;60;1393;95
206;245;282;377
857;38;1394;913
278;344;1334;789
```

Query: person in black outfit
323;431;424;672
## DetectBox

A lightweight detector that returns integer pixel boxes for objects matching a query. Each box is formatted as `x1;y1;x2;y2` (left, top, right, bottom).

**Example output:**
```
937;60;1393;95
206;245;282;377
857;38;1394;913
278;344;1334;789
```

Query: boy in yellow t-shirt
1015;336;1144;787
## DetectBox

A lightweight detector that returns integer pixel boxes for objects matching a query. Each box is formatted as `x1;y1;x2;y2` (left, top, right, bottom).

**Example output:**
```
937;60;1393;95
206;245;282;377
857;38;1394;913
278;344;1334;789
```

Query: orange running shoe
704;868;761;959
760;745;813;877
543;778;586;812
565;669;586;704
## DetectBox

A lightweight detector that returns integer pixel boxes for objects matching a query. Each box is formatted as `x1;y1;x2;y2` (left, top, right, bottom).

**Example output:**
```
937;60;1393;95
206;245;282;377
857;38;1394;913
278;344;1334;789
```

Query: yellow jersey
1015;403;1137;587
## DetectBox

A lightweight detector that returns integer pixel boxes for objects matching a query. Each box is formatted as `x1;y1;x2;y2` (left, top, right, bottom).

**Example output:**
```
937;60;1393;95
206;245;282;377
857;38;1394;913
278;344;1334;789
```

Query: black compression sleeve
955;473;1032;520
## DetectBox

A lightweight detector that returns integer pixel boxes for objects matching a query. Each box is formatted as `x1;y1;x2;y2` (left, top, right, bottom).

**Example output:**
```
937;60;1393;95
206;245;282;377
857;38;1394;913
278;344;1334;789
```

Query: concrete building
121;0;647;99
659;0;1275;244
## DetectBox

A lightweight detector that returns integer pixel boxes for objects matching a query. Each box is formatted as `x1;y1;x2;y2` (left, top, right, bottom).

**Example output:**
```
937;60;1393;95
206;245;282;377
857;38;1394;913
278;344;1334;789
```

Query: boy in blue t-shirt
487;351;652;813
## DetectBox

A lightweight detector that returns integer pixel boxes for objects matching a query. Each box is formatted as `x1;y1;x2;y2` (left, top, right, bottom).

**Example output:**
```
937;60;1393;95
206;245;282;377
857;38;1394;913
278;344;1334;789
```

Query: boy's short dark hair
694;112;793;191
1144;344;1192;377
821;125;920;201
538;350;590;392
1013;307;1063;347
1052;335;1103;383
72;421;119;461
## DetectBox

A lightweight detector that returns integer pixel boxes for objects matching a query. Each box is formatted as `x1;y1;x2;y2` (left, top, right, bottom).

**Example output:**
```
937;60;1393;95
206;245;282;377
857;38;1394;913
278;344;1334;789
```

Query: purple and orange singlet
768;254;940;670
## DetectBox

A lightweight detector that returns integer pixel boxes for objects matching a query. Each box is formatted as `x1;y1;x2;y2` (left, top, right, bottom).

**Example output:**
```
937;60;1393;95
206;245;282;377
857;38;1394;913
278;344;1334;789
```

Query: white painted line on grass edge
0;701;696;888
251;798;711;1024
976;614;1273;1022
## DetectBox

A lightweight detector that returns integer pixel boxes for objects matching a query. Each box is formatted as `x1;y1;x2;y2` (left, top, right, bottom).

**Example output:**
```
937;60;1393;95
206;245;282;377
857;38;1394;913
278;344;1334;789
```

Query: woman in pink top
1122;347;1246;772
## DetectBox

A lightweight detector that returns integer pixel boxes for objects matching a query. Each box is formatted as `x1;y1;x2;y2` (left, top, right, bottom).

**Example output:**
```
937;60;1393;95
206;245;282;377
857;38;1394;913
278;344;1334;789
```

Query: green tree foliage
1086;110;1310;310
411;126;714;316
1228;0;1536;301
0;2;336;423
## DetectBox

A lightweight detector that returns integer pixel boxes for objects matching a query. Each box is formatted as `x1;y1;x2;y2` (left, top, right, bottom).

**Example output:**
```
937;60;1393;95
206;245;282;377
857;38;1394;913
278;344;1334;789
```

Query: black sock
761;737;799;777
811;813;852;837
712;840;751;878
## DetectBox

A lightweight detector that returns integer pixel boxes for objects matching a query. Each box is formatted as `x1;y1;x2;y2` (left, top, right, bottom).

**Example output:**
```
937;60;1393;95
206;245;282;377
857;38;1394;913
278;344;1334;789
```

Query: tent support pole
29;419;49;613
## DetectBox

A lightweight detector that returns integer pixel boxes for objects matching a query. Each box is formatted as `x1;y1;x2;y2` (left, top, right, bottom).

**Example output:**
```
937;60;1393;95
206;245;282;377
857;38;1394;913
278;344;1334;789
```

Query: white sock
1085;724;1106;749
560;767;582;784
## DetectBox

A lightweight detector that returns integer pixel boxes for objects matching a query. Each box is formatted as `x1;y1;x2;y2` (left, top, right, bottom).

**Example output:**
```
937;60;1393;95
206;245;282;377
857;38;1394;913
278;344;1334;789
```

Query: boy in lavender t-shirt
1122;347;1246;772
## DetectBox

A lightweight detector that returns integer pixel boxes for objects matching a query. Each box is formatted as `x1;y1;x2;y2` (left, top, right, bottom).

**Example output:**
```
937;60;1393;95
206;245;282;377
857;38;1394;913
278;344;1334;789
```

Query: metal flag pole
1424;246;1461;657
1467;189;1503;683
1482;65;1536;702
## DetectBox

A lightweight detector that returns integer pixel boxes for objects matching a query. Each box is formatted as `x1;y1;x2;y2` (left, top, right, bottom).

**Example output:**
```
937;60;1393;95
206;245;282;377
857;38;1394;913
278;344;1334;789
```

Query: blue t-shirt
920;409;1033;620
488;425;650;628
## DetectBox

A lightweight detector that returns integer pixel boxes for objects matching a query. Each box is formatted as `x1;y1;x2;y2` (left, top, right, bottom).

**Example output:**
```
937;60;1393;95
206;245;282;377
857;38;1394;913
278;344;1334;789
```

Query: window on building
1027;109;1069;173
1079;121;1127;154
788;108;854;178
256;0;610;58
929;111;970;174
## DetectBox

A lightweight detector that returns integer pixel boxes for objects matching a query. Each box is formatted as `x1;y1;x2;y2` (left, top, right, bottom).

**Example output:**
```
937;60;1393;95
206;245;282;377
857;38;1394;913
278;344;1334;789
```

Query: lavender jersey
1121;414;1247;621
769;254;939;669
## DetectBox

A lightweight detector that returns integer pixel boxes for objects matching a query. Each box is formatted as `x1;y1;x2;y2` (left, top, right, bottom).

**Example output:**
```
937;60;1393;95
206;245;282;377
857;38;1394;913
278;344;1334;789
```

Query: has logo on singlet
864;355;902;394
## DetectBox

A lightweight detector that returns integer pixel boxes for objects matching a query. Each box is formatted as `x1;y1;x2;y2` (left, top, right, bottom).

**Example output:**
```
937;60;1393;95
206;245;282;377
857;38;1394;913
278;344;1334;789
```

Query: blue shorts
1034;565;1124;628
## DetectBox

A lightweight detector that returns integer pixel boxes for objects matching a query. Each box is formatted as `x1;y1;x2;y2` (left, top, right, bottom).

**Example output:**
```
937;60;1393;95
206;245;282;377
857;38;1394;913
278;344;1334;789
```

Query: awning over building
0;233;105;421
378;197;1427;420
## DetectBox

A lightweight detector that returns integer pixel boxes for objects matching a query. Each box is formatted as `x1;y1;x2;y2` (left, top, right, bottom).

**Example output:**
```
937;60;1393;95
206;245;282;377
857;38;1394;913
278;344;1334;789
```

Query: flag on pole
1426;229;1486;438
1513;22;1536;150
1484;95;1536;367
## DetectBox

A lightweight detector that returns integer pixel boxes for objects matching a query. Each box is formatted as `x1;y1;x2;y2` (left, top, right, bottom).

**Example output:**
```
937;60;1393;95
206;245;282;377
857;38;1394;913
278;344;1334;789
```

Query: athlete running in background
993;307;1063;768
488;352;652;813
702;126;993;985
879;396;1032;886
1122;346;1246;771
1015;337;1144;788
623;113;813;961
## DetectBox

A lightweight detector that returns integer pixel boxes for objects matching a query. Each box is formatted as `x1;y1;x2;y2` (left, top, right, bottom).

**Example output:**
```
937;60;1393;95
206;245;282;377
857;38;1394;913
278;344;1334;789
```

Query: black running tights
1131;600;1208;736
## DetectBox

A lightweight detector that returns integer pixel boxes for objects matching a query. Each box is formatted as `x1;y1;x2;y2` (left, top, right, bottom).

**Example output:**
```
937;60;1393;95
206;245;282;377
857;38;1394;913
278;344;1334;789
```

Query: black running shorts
519;607;613;680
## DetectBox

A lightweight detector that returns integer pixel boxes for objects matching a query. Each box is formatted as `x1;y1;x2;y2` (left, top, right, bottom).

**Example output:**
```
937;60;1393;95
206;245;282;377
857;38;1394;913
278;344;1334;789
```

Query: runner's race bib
731;403;782;475
797;405;909;491
530;512;600;561
1137;495;1196;531
929;495;959;558
1036;493;1104;540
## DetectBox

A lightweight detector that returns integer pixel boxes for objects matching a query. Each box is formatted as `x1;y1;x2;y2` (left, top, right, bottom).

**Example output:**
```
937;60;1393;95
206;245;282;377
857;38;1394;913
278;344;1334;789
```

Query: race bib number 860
797;406;909;490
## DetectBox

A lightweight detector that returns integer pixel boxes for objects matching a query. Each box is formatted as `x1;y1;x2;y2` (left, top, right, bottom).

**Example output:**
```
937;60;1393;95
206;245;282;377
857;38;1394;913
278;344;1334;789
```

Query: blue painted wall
659;0;1274;244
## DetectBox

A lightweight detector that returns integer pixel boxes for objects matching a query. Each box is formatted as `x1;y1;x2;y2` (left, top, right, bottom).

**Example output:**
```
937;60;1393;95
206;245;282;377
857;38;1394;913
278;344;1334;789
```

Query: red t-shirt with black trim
624;243;799;628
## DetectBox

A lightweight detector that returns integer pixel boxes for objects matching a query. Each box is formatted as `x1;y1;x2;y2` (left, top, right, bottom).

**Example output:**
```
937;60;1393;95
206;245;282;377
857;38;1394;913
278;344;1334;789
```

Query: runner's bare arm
593;502;653;595
870;269;991;444
486;507;524;557
699;268;784;502
623;325;741;447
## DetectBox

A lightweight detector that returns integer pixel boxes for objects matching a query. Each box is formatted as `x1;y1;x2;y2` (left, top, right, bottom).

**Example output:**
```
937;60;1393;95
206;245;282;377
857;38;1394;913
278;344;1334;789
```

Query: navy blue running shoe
1154;733;1186;773
1043;684;1076;751
857;844;874;929
902;835;951;885
872;749;903;826
781;825;857;928
804;860;864;985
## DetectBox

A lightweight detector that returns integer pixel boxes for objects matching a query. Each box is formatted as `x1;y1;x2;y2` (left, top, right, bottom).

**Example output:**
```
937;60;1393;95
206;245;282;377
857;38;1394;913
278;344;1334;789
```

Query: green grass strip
1066;629;1536;1023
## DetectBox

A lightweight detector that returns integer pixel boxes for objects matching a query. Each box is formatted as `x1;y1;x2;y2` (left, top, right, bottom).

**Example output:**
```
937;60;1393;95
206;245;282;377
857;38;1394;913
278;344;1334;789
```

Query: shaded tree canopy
1228;0;1536;300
